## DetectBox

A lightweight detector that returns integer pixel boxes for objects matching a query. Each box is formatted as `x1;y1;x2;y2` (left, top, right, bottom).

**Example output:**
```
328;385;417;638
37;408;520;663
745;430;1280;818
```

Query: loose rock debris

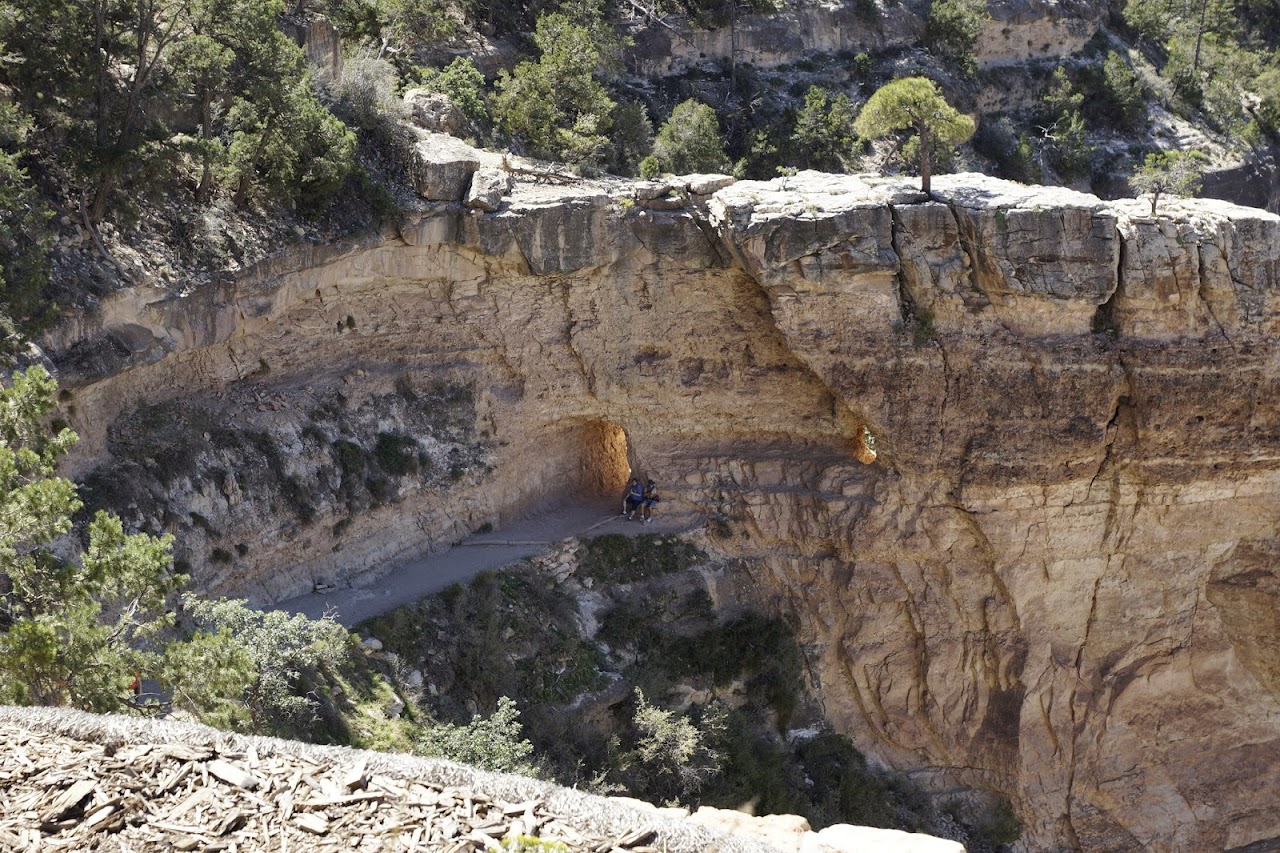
0;721;698;852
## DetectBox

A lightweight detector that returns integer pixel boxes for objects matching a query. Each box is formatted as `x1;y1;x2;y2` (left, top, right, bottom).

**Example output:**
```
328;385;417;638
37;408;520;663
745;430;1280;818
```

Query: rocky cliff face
42;166;1280;851
623;0;1101;76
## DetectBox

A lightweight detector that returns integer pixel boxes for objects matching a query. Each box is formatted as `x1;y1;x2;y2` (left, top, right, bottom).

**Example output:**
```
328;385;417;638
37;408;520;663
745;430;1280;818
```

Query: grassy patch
577;534;704;584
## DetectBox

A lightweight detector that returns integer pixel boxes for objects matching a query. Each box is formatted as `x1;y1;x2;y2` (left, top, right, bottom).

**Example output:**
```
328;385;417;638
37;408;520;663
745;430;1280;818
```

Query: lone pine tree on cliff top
854;77;975;194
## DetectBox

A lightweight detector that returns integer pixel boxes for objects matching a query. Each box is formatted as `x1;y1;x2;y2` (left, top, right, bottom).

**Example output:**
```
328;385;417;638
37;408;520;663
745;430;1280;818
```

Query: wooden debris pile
0;721;733;852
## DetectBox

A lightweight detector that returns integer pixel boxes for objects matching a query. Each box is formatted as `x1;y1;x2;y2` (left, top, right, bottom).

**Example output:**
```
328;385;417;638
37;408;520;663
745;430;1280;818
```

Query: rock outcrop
623;0;1100;76
42;164;1280;851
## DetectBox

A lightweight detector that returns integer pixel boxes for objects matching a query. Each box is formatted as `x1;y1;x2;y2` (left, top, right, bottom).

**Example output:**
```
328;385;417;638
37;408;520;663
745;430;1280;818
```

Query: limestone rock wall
43;170;1280;851
622;0;1099;76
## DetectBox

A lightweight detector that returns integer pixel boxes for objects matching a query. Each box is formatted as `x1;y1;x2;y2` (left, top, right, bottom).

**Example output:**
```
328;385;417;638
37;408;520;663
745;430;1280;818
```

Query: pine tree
854;77;975;193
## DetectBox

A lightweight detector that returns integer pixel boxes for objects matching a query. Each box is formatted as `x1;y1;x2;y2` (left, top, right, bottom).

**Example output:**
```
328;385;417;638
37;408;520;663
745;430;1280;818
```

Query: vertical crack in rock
558;276;596;396
888;199;955;472
1194;228;1236;350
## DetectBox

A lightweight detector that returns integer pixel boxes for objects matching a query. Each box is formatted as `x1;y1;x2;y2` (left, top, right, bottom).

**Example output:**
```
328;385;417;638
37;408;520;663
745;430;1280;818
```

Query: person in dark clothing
624;478;644;519
641;479;660;524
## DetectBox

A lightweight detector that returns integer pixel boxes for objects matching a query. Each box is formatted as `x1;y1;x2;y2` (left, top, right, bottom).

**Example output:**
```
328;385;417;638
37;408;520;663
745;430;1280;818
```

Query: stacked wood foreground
0;707;774;852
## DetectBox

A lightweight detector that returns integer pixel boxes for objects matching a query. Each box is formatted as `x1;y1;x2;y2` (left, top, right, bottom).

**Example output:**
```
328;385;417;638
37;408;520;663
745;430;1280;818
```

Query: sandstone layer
43;166;1280;851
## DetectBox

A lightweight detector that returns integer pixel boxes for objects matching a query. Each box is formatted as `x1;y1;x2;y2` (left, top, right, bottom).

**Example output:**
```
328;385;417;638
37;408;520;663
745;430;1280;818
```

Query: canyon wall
43;168;1280;851
623;0;1100;76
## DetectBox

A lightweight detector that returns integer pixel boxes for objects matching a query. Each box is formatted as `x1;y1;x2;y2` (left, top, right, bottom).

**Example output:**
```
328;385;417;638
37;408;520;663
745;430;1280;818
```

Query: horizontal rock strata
42;163;1280;851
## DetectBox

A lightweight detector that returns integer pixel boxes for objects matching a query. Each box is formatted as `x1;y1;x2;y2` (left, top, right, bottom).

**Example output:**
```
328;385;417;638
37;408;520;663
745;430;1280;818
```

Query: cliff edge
40;163;1280;851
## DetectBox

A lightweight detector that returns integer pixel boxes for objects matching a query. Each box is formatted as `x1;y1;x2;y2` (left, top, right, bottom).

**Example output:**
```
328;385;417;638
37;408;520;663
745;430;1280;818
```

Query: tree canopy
793;86;858;173
853;77;975;193
492;13;616;166
1131;149;1207;214
0;368;179;711
641;100;730;177
0;0;355;221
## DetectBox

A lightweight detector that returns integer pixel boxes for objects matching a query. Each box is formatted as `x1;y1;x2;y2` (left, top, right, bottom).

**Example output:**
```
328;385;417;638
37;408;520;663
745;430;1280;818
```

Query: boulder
466;167;512;212
633;181;671;201
684;173;737;195
403;89;468;136
408;133;481;202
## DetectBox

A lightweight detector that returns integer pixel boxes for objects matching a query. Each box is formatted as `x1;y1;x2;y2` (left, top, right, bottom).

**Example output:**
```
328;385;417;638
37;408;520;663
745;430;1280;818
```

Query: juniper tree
0;368;180;711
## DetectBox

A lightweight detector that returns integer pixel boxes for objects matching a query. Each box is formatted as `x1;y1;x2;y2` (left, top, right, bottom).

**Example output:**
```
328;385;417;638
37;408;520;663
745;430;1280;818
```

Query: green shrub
648;100;730;175
973;116;1038;183
179;596;355;738
0;104;53;353
792;86;858;172
795;734;897;828
1093;52;1147;132
415;56;491;130
416;696;537;775
327;51;408;144
492;14;615;165
374;432;420;476
333;439;366;478
610;689;721;804
608;101;655;177
976;799;1024;846
926;0;987;75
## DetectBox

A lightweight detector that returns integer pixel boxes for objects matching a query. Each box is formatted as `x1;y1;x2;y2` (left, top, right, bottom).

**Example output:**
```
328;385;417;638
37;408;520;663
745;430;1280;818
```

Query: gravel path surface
273;501;695;626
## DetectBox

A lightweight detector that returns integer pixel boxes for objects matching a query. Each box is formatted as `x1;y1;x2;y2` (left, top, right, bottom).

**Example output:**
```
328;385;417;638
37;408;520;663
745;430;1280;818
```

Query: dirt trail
273;500;693;627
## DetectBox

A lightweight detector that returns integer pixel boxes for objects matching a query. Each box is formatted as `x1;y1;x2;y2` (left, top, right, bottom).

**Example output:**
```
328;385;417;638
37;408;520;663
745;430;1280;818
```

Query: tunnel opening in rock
576;420;631;498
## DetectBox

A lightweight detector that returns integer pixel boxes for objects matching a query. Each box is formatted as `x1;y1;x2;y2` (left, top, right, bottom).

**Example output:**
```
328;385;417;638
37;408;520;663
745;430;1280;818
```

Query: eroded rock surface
43;167;1280;851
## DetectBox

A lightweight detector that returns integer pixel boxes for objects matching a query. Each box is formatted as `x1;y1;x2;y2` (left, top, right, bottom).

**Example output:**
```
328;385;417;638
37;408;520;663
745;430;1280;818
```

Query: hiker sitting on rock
624;478;644;519
641;479;660;524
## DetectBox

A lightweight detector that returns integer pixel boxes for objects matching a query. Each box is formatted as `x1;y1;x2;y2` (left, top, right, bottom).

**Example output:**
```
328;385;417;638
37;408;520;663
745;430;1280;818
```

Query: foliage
492;13;616;165
792;86;858;172
498;838;570;852
1123;0;1238;47
1043;112;1091;183
854;77;975;192
377;0;458;52
415;56;491;129
1090;51;1148;133
0;104;54;352
608;102;656;177
0;368;181;712
1120;0;1276;136
180;596;355;736
975;798;1024;846
643;100;730;177
1171;33;1264;131
793;734;899;828
374;432;421;476
0;0;355;220
1131;149;1207;214
159;625;256;729
611;689;721;803
327;51;409;143
416;695;538;774
973;116;1038;183
926;0;987;75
